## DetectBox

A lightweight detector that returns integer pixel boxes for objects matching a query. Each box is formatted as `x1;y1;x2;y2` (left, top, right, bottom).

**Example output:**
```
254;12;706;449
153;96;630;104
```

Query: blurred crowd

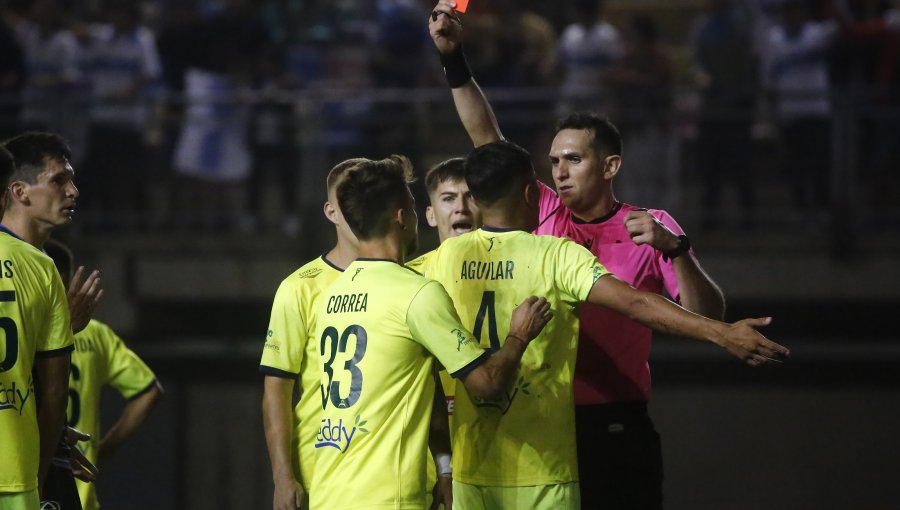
0;0;897;234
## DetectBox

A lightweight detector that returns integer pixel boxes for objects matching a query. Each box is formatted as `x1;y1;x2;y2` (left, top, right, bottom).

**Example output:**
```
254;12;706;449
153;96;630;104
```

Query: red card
455;0;469;13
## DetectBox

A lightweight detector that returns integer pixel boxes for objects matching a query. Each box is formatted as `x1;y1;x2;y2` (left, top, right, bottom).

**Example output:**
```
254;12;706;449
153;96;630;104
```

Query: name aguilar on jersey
460;260;515;281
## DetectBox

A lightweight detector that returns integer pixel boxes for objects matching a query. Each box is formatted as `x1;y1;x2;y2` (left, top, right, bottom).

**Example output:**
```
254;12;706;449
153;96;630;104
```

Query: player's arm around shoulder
459;297;553;401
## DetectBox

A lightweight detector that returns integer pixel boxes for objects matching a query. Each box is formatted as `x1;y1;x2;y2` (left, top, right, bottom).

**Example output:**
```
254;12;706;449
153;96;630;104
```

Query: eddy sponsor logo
315;415;369;453
0;376;33;415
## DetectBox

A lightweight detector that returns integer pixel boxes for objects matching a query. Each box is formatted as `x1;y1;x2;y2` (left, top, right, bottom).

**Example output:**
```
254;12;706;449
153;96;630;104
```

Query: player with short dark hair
430;5;736;506
43;239;163;510
0;139;75;510
309;155;553;509
413;134;787;508
260;157;363;510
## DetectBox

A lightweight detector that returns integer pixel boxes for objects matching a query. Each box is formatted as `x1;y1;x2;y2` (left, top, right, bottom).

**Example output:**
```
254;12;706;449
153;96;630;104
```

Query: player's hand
624;210;680;254
509;296;553;343
273;477;306;510
429;0;463;55
430;474;452;510
67;266;103;333
70;445;99;482
717;317;790;366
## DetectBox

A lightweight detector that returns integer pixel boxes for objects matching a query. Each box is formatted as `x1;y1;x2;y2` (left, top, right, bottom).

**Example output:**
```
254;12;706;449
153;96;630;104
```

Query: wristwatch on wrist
662;235;690;262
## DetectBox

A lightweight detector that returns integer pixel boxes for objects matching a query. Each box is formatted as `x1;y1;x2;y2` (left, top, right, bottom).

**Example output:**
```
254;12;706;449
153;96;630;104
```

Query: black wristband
662;235;690;262
439;45;473;88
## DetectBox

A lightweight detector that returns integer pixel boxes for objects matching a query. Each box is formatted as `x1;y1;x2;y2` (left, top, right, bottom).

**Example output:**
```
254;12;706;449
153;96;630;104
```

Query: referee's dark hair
464;140;534;207
337;155;416;241
555;112;623;158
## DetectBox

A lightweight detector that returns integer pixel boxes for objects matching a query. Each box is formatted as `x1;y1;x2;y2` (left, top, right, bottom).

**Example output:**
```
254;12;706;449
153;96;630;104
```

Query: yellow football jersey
259;255;343;490
407;250;456;424
67;319;158;510
424;227;608;487
310;259;486;510
0;229;74;493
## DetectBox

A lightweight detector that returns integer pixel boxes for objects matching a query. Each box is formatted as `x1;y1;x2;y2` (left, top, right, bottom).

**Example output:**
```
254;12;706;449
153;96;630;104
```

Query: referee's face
550;129;608;215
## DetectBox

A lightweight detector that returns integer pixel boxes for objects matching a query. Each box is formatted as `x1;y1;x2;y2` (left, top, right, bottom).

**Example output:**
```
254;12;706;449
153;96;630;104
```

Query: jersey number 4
320;325;368;410
473;291;501;352
0;291;18;372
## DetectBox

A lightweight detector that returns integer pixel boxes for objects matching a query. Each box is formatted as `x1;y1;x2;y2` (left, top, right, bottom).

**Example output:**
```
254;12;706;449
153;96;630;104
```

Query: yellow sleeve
406;281;486;377
40;266;75;353
405;250;433;275
554;239;610;304
103;327;158;399
259;278;307;378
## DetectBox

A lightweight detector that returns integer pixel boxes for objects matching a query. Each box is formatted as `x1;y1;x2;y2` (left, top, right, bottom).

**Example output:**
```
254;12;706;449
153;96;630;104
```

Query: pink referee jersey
535;181;687;404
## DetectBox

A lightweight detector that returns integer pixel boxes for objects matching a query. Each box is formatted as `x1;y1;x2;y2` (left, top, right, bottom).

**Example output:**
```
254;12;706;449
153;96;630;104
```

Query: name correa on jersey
326;293;368;314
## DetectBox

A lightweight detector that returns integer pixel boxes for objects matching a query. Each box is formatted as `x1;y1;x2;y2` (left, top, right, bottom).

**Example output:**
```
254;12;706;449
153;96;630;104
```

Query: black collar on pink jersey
572;201;622;225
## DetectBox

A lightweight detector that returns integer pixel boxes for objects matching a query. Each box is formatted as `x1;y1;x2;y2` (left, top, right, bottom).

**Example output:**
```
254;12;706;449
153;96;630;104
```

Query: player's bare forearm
428;368;451;457
451;81;504;147
462;336;526;400
462;296;552;399
262;375;306;510
34;353;71;490
673;253;725;321
99;382;162;460
588;276;789;365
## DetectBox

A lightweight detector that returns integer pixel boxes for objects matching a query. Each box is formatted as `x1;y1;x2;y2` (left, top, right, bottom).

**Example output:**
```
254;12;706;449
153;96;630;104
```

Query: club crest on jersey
0;377;33;416
451;328;476;351
592;265;604;284
315;415;369;453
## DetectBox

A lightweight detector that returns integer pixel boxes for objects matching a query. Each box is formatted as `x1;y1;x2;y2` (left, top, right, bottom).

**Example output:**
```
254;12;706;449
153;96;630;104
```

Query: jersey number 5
320;325;368;410
0;290;18;372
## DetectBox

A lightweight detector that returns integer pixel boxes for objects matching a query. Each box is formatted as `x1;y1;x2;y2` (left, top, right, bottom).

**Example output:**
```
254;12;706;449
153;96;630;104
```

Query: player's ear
323;201;339;226
425;205;437;228
524;180;540;208
603;155;622;181
7;181;28;206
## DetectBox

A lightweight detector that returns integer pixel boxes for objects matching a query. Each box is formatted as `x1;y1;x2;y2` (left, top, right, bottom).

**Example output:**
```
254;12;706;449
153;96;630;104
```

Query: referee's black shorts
576;401;663;510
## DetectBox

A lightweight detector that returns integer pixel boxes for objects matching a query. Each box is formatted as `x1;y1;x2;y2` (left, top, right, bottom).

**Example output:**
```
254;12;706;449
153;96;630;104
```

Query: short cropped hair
44;238;74;286
327;157;368;193
3;132;73;184
424;157;466;198
554;112;623;157
337;155;415;240
464;141;534;207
